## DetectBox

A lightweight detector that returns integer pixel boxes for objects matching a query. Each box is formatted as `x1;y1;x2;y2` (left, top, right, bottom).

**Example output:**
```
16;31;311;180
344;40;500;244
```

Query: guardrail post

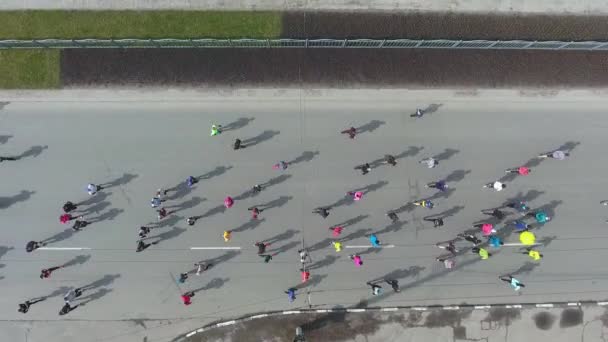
415;40;424;47
342;39;347;47
452;40;462;47
267;39;271;48
379;39;386;48
305;39;308;48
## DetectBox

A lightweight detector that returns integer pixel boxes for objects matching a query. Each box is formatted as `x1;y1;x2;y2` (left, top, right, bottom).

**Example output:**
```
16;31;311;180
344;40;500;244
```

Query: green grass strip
0;11;282;39
0;50;60;89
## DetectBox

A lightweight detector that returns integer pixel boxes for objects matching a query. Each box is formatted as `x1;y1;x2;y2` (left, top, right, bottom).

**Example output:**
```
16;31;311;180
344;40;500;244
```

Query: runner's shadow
199;204;226;219
42;229;75;245
272;241;300;254
89;208;124;223
265;229;299;245
537;200;563;220
203;251;240;265
101;173;138;188
223;117;254;131
537;235;557;247
355;181;388;195
0;190;35;209
427;188;456;200
0;135;13;144
242;130;280;147
356;120;385;134
422;103;443;114
376;266;426;283
444;169;471;183
340;228;372;243
296;274;328;290
62;255;91;268
505;190;545;205
147;227;187;244
308;238;333;252
165;182;194;201
42;286;72;300
260;174;292;188
80;274;121;292
76;192;110;210
424;205;465;220
196;165;233;181
433;148;459;162
0;246;14;259
155;214;183;228
395;146;424;160
375;220;407;235
166;196;205;213
258;196;292;210
193;278;230;293
78;288;113;306
232;218;265;232
334;215;369;228
17;145;48;159
287;151;320;165
511;262;540;276
79;201;111;216
307;255;339;271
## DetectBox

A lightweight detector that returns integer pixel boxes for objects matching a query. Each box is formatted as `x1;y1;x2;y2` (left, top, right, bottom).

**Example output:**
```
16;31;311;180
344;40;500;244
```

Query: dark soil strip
61;48;608;88
282;12;608;41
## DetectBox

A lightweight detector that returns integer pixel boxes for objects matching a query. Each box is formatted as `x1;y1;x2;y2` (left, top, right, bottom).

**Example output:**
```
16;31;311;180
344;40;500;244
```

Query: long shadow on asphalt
222;117;254;132
232;218;266;233
0;190;35;209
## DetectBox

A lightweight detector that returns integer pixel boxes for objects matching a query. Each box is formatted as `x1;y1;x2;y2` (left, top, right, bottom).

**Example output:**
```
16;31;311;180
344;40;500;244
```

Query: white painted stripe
505;305;522;309
190;247;242;250
502;243;541;247
249;314;269;319
412;307;427;311
316;309;330;313
599;302;608;306
567;302;580;306
186;331;197;337
443;306;460;310
347;309;366;312
283;311;301;314
381;308;398;312
474;305;491;309
38;247;92;250
345;245;395;248
216;320;236;327
196;328;205;333
536;304;554;308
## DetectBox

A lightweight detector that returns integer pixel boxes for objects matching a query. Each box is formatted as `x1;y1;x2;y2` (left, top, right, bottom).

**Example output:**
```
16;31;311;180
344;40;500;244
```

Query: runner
505;166;531;176
425;180;448;192
499;275;525;291
419;157;438;169
483;181;506;191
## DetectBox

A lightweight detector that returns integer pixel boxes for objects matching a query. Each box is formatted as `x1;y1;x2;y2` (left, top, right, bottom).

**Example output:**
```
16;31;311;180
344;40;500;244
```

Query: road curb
175;300;602;341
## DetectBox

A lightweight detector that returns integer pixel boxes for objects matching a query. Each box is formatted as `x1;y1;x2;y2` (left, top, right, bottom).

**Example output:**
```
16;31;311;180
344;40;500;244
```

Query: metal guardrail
1;38;608;50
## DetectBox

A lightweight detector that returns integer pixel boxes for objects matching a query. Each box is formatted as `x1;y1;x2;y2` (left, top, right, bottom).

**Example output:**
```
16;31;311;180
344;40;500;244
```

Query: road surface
0;89;607;342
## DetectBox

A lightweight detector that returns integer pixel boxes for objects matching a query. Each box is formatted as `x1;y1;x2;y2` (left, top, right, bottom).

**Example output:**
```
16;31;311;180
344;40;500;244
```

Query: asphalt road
1;89;607;342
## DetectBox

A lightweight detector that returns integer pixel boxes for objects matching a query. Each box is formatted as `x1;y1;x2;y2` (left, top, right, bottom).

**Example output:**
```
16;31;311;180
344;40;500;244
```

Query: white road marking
344;245;395;249
190;247;242;250
38;247;92;250
216;320;236;327
502;243;541;247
